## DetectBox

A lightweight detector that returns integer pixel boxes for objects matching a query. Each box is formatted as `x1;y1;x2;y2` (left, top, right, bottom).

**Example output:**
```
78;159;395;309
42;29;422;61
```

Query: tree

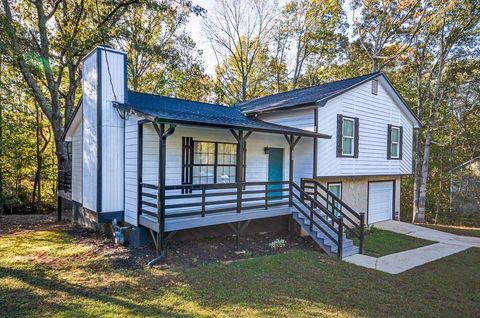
116;1;209;100
0;0;204;199
204;0;278;103
352;0;427;72
410;0;480;223
282;0;347;88
0;0;140;197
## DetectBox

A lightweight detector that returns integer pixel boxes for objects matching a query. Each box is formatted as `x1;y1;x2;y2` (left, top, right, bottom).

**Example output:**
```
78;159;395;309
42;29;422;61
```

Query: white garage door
368;181;394;224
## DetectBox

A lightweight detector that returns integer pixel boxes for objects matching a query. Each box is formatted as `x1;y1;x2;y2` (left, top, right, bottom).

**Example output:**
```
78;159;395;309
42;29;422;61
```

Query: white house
62;46;421;263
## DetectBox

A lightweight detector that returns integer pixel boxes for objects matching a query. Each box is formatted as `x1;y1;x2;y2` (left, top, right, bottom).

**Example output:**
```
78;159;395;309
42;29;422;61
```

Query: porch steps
292;208;359;258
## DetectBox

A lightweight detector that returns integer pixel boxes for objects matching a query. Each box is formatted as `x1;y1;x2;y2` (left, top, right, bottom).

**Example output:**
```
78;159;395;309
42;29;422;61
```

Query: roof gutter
114;103;330;139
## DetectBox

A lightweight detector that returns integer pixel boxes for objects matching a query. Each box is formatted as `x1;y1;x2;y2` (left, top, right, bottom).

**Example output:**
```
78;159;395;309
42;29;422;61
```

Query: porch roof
114;91;330;138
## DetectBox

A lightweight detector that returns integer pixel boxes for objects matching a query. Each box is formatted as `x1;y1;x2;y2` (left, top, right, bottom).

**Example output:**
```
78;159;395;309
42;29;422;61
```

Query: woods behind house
0;0;479;225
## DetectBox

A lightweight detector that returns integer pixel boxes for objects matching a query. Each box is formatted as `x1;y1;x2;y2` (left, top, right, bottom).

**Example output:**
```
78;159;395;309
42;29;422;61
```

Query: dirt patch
63;226;323;269
0;213;63;236
0;213;323;269
166;231;322;267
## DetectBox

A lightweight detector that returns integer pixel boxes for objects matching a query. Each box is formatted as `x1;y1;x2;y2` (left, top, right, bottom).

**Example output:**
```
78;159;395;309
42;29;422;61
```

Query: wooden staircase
292;209;360;257
290;180;365;259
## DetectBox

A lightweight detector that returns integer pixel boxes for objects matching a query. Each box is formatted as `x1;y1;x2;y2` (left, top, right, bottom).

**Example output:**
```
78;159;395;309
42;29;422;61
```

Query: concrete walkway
344;220;480;274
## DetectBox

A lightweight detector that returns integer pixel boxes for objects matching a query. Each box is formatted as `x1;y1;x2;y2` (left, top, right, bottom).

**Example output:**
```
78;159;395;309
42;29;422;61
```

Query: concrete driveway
344;220;480;274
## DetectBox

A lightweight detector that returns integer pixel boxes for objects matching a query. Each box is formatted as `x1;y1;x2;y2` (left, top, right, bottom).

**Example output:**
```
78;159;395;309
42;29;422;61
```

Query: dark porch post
288;136;294;206
57;195;62;221
230;130;252;214
285;135;302;207
236;131;244;213
153;122;175;260
313;107;318;178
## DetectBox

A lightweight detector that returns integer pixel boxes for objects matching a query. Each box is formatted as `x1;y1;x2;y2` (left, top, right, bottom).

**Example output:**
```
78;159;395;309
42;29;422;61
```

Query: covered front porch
115;94;329;262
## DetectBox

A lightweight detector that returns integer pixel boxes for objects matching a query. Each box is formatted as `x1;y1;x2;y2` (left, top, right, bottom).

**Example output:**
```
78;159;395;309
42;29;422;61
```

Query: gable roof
238;72;381;113
114;91;330;138
237;72;421;128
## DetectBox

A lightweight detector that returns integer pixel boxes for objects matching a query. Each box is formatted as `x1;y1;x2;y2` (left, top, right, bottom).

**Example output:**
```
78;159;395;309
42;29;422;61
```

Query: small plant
269;238;287;252
244;250;253;258
191;256;199;265
365;225;380;236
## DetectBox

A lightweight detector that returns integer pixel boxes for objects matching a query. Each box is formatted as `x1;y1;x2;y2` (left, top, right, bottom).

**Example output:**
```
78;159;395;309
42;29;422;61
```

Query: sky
186;0;356;76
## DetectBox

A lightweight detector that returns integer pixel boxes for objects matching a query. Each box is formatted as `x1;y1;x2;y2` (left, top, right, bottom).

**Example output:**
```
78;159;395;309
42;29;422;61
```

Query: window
327;183;342;217
342;118;355;156
192;141;236;184
387;125;403;160
372;79;379;95
337;115;359;158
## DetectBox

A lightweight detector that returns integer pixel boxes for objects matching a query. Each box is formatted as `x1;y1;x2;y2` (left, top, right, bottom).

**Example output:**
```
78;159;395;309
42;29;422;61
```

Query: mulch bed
0;213;322;269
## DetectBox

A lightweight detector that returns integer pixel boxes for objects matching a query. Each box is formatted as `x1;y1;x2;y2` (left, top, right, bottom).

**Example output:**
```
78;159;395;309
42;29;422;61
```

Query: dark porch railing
140;181;290;219
140;179;364;259
58;170;72;192
301;178;365;254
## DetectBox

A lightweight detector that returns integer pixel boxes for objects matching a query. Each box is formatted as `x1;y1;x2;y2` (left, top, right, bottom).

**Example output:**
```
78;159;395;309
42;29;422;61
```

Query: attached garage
368;181;395;224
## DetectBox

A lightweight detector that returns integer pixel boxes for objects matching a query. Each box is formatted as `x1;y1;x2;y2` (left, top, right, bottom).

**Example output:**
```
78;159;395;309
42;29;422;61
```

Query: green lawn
421;224;480;238
355;227;436;257
1;228;479;318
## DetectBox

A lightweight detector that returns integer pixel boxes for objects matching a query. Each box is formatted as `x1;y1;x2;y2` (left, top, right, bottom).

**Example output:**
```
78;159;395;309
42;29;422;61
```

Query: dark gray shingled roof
113;91;330;138
237;72;382;114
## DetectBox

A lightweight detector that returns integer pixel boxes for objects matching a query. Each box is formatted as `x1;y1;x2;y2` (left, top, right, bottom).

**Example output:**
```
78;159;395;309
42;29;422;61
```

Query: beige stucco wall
315;175;401;224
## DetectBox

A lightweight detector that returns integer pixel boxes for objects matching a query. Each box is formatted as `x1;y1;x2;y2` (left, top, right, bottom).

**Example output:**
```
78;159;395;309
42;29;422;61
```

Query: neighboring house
449;156;480;223
61;46;421;262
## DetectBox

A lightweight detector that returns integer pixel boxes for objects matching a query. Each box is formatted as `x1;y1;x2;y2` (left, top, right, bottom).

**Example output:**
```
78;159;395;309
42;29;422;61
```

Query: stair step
292;210;359;259
320;235;353;248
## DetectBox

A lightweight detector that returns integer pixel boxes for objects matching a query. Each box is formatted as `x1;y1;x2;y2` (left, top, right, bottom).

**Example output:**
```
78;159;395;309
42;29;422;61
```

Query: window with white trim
342;117;355;156
390;127;401;159
327;183;342;217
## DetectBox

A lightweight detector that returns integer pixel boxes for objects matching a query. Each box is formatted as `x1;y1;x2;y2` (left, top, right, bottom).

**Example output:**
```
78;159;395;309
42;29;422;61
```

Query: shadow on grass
0;265;196;317
1;228;479;317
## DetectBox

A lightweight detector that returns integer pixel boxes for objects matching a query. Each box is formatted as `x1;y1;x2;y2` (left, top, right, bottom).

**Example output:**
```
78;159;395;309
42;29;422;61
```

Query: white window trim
327;182;342;216
390;126;400;159
342;117;355;156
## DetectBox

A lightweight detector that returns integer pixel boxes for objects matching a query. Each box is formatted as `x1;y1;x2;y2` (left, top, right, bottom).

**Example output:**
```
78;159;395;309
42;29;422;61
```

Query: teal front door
267;148;284;199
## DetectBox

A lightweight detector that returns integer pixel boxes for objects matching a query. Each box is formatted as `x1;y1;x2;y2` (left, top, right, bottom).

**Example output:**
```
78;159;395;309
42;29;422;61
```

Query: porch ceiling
113;90;330;139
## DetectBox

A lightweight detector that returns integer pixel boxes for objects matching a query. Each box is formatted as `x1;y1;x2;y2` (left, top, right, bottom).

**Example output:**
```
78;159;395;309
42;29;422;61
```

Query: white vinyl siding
258;107;315;181
82;52;98;211
317;79;414;177
81;47;126;213
99;49;126;213
258;108;315;131
71;122;83;203
124;115;139;226
141;125;295;186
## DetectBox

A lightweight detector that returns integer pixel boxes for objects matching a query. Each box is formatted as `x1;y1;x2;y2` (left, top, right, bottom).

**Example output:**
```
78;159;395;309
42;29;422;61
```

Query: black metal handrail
301;178;365;254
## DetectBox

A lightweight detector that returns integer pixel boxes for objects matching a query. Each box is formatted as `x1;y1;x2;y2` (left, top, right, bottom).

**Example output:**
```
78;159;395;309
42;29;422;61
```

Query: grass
355;227;436;257
1;228;479;317
420;224;480;238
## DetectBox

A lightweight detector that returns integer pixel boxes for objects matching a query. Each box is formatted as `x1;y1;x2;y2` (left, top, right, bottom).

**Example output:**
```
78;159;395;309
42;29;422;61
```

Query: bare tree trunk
416;127;434;223
412;127;424;222
434;159;443;224
32;103;43;211
0;55;3;218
